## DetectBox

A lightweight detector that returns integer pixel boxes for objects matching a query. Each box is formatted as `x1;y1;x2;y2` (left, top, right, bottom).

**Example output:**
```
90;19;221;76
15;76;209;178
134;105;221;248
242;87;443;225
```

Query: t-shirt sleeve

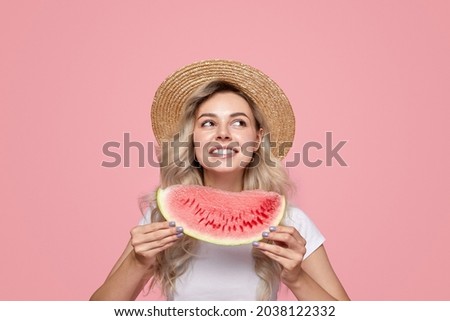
138;207;152;225
282;206;325;260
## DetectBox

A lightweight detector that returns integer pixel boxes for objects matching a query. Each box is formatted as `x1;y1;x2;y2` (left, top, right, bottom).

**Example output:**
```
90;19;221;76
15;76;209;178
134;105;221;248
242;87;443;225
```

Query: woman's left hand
253;225;307;285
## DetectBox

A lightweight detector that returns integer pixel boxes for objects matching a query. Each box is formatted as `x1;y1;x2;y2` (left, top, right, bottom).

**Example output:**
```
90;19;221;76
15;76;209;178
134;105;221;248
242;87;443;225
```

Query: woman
90;60;349;301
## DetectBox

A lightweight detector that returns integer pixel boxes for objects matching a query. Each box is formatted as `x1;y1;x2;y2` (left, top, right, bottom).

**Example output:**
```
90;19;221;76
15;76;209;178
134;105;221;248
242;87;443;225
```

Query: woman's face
193;91;262;176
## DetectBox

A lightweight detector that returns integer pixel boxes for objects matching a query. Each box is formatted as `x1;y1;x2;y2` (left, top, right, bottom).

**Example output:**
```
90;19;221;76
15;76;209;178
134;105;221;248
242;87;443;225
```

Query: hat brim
151;59;295;159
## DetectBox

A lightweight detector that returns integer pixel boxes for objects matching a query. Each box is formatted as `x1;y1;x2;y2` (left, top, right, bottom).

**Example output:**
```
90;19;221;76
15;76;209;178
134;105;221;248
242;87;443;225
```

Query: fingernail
169;221;176;227
262;231;269;238
269;226;277;232
176;232;184;238
176;226;183;233
252;241;260;247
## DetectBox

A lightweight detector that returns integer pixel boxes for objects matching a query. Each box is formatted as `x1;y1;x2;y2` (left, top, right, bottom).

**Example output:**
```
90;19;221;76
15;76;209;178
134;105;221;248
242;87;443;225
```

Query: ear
255;128;264;150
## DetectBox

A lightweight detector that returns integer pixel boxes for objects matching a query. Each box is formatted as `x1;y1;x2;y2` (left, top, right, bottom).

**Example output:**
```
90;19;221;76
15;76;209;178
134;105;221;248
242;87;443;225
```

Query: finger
134;221;177;234
147;238;179;255
131;221;181;240
134;232;182;253
268;225;304;243
257;247;296;270
263;230;306;250
254;242;305;272
253;240;296;260
135;236;180;261
131;226;184;247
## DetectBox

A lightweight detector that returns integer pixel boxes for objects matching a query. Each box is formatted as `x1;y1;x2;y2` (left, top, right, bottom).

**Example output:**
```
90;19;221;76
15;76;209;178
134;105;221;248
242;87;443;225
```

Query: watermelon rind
156;185;285;246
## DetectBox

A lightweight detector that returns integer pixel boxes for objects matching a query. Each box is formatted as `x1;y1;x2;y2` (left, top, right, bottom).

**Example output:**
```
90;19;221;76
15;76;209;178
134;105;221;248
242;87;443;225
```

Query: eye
231;119;247;127
201;120;215;127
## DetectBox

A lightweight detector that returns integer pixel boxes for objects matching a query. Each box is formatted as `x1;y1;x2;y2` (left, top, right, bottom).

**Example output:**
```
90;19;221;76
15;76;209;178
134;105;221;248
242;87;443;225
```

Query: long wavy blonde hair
139;80;293;300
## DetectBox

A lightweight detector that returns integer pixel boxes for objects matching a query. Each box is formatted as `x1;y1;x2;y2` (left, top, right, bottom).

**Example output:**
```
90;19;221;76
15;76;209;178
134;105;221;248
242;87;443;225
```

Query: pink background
1;1;449;300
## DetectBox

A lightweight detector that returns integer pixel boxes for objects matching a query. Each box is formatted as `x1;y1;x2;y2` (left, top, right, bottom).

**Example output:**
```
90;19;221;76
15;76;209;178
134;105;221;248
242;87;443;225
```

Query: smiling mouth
208;146;239;157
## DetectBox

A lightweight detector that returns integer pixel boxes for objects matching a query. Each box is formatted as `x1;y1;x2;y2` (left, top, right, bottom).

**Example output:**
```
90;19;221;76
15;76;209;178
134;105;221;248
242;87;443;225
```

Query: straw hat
151;59;295;159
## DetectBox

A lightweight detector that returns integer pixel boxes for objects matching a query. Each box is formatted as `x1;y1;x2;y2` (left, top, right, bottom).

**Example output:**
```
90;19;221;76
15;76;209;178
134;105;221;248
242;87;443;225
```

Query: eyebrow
197;112;250;120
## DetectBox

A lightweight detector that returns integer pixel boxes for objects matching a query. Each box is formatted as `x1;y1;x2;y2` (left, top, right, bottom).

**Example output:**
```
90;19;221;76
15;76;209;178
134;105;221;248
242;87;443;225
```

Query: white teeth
211;149;233;155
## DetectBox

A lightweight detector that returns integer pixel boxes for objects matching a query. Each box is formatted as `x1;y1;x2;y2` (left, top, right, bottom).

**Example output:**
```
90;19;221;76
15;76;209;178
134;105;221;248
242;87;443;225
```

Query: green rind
156;186;286;246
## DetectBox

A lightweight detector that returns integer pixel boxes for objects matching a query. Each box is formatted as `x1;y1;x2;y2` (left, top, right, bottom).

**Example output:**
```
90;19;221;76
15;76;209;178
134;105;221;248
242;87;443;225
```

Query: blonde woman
91;60;349;301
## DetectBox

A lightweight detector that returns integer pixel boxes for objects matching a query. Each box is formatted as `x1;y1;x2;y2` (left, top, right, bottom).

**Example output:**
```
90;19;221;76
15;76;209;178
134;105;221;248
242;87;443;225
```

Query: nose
215;123;231;141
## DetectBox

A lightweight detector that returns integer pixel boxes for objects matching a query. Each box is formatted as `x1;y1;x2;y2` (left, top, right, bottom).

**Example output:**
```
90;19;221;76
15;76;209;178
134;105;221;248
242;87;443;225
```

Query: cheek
193;132;207;160
238;132;259;150
193;131;204;147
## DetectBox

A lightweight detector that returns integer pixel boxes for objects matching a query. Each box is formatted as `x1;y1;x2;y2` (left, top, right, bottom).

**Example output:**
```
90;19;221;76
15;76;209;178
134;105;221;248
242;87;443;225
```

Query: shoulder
138;204;155;225
284;206;312;223
283;205;326;259
283;206;319;230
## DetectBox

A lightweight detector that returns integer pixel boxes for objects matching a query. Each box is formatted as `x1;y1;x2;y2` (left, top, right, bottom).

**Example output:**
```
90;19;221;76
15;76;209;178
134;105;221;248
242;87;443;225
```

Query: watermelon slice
156;185;285;245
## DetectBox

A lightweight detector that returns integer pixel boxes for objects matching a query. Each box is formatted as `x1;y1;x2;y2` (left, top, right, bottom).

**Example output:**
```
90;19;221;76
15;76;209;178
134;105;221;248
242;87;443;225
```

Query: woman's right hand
129;221;183;268
90;221;183;300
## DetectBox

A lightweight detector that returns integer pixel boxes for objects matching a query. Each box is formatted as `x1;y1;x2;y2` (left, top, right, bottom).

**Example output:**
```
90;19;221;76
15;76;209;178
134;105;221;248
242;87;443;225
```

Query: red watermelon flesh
156;185;285;245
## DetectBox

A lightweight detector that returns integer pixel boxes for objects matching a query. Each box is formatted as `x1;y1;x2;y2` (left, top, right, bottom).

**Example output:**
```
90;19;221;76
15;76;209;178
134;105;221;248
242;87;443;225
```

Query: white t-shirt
139;206;325;300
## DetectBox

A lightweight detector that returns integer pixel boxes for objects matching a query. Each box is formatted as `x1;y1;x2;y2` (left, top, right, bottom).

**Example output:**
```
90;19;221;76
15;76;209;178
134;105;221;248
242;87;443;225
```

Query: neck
203;171;245;192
